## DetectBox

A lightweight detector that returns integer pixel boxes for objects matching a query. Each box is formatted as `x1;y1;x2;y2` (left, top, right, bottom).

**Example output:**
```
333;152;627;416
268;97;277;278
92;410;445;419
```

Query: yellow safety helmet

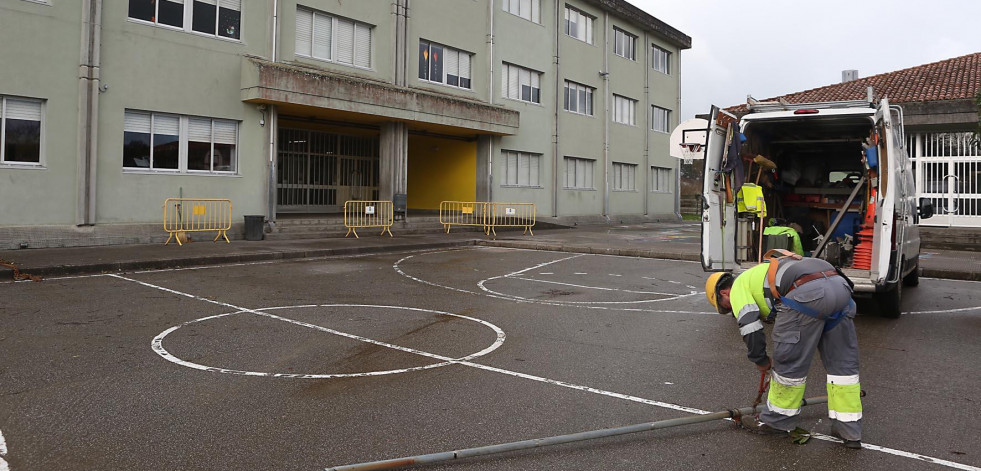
705;272;733;314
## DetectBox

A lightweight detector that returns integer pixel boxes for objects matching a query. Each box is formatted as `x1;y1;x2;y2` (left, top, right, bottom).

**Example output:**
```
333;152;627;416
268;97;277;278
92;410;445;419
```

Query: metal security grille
277;128;379;212
908;132;981;227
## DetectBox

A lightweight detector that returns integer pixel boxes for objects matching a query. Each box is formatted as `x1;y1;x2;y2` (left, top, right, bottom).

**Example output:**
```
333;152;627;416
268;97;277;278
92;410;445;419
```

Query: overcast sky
629;0;981;120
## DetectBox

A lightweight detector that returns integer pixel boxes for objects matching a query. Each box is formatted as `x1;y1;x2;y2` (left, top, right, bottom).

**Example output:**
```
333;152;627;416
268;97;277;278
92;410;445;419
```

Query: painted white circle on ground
151;304;506;379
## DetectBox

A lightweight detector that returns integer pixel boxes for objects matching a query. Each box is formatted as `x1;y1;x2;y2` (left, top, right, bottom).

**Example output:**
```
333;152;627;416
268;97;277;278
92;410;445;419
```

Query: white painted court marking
0;428;8;471
110;263;978;470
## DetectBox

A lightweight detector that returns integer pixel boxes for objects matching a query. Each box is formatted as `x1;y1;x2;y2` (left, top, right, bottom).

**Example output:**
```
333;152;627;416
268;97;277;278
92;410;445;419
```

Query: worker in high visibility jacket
705;256;863;449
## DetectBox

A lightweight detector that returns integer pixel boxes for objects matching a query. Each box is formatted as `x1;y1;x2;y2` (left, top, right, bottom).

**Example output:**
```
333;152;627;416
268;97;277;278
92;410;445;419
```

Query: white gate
909;132;981;227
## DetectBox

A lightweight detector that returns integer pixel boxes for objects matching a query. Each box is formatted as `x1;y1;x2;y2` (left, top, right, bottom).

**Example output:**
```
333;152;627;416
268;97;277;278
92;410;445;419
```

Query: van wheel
903;260;920;287
876;282;902;318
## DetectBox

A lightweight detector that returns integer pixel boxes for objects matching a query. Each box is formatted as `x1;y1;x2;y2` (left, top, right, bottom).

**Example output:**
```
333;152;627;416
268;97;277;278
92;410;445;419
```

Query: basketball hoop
679;143;702;165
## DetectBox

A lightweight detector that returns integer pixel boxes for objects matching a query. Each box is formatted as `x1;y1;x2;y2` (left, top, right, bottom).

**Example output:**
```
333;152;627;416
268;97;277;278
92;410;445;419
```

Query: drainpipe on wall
487;0;495;202
267;0;280;228
552;0;560;218
76;0;103;226
674;52;682;219
602;11;610;220
643;31;650;217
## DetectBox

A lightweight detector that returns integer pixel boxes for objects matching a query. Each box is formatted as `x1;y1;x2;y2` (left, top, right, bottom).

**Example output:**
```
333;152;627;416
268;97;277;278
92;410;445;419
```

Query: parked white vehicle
692;94;933;317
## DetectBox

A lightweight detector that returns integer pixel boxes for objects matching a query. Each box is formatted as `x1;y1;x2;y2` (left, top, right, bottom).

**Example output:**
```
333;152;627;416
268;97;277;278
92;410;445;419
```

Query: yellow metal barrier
487;202;536;237
439;201;490;234
344;200;394;238
163;198;232;246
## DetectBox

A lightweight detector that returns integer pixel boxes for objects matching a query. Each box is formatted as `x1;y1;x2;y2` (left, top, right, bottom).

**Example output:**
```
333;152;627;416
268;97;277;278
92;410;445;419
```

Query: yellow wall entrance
407;135;476;210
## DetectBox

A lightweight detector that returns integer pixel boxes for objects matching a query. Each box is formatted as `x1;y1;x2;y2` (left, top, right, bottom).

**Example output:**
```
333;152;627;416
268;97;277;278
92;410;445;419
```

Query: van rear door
871;98;898;284
701;106;736;271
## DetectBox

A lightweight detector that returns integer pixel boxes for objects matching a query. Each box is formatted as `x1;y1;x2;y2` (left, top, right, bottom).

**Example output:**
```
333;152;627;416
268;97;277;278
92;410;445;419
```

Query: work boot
832;431;862;449
739;415;787;435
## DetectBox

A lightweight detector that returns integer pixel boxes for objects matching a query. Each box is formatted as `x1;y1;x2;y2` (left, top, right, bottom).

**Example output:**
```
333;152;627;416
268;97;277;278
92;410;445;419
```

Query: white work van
696;94;933;317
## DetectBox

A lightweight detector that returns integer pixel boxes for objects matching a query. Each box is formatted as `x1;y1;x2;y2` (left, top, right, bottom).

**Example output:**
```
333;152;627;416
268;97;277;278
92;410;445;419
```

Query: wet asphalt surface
1;246;980;470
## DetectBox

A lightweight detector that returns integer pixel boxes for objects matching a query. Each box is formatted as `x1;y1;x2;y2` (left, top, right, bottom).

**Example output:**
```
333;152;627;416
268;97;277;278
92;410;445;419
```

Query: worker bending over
705;253;863;449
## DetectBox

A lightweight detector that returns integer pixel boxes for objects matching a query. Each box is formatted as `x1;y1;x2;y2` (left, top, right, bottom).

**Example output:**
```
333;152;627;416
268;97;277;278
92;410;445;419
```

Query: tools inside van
732;119;884;270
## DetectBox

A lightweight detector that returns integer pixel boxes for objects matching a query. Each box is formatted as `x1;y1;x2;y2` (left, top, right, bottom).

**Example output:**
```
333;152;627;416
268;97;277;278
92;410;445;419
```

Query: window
612;162;636;191
124;110;238;174
564;81;594;116
564;5;593;44
651;166;671;192
296;7;373;69
419;40;472;89
613;27;636;60
128;0;241;39
502;63;541;104
503;0;540;23
564;157;594;189
1;96;43;165
652;45;671;74
502;151;541;187
652;105;671;133
613;95;636;126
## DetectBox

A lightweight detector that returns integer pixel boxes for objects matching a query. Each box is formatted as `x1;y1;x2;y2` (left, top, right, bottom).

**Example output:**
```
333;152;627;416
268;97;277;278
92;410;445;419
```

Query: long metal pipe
326;396;828;471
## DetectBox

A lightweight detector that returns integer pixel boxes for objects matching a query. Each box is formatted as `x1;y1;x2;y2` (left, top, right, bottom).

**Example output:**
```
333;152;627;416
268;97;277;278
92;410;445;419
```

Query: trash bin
394;193;407;221
244;215;265;241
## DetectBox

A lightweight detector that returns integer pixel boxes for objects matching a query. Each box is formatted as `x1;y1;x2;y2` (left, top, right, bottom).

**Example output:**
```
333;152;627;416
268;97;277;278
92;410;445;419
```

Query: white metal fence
908;132;981;227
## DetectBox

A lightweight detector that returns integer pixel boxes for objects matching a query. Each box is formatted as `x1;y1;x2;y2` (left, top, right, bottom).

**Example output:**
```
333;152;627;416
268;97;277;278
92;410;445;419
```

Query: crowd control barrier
163;198;232;246
344;200;394;238
487;202;536;237
439;201;490;234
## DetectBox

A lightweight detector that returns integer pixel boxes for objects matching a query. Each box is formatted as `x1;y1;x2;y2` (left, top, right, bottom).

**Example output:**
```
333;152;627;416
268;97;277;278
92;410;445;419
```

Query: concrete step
920;226;981;252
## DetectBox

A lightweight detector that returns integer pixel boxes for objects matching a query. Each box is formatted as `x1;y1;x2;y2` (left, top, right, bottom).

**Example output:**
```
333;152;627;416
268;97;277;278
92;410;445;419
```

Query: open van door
701;106;737;271
871;98;899;285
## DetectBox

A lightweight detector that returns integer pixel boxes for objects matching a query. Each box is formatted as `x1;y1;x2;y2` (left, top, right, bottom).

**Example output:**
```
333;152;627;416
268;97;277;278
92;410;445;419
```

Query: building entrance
277;128;379;213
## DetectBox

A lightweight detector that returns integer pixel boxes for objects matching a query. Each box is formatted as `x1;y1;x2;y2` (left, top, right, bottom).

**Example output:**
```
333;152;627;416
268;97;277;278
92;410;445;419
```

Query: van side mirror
918;198;935;219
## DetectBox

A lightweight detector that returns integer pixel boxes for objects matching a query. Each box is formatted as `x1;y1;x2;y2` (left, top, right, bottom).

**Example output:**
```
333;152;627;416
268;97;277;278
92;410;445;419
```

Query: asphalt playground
2;242;980;471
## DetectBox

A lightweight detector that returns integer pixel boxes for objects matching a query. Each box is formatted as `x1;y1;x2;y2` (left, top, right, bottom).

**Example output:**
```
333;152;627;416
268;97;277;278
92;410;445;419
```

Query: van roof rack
746;87;876;112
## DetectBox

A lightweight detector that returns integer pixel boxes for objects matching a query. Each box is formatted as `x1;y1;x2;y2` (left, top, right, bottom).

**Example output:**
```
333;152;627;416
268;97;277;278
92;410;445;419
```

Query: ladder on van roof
746;87;877;113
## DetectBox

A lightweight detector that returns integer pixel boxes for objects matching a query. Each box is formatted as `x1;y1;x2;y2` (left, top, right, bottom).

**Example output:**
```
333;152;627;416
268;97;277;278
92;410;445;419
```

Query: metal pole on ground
326;396;828;471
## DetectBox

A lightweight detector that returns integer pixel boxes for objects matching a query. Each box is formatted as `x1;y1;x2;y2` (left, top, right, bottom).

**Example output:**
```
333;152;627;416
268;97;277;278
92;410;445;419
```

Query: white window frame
419;40;473;90
652;105;671;133
612;162;637;191
126;0;243;41
652;45;671;74
0;96;45;167
651;166;671;193
502;150;542;187
613;94;636;126
564;80;594;116
503;0;541;24
295;7;373;70
613;27;636;60
123;110;239;175
564;156;595;189
502;63;542;104
564;5;593;44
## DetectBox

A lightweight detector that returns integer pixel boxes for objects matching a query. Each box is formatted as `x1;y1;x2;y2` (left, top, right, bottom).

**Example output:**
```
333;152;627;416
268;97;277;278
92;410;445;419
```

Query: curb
479;240;701;262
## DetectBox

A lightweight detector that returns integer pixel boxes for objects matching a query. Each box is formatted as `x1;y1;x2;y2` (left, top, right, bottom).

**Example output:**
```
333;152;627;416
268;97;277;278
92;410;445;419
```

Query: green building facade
0;0;690;248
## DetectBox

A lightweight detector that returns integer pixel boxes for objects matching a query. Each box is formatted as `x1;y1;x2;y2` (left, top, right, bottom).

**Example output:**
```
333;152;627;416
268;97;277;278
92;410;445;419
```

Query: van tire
876;282;902;318
903;259;920;287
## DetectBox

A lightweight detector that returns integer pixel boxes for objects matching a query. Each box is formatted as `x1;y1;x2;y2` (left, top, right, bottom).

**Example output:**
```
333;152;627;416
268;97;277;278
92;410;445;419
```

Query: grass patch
681;213;700;221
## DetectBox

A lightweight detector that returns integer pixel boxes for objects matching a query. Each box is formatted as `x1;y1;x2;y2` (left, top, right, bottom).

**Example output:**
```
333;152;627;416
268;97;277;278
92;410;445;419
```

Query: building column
76;0;103;226
380;122;408;201
476;135;493;201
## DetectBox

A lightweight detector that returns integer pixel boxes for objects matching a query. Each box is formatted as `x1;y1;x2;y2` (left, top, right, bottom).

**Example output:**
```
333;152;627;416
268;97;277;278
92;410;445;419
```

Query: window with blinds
503;0;541;23
564;81;594;116
652;45;671;74
419;40;472;89
296;7;373;69
613;95;636;126
612;162;636;191
128;0;241;39
564;6;593;44
613;27;636;60
652;105;671;133
502;63;541;104
651;166;671;193
123;110;238;174
502;151;541;187
564;157;594;189
1;96;43;165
